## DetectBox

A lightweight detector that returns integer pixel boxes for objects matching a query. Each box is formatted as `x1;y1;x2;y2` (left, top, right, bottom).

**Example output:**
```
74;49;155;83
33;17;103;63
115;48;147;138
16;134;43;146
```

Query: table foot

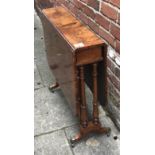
70;133;83;148
48;82;60;93
99;127;111;137
70;122;111;147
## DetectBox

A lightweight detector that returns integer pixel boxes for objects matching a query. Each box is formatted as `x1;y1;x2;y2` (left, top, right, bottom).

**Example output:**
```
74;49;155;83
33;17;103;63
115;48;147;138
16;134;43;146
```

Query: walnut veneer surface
42;7;104;50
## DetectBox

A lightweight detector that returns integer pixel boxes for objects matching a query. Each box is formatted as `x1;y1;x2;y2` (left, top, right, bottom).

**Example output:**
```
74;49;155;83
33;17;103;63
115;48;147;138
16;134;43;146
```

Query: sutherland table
36;5;111;146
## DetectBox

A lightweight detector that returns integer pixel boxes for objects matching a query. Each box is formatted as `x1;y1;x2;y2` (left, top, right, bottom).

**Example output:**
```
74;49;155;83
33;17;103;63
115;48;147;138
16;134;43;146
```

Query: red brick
78;11;89;25
107;57;112;69
115;65;120;79
83;5;95;19
95;13;110;31
81;0;88;4
107;56;120;79
101;2;118;21
54;0;59;6
63;1;70;9
87;0;99;11
67;2;79;16
107;77;119;96
107;81;119;106
99;27;115;48
116;39;120;53
111;87;120;107
107;56;115;73
107;78;113;96
110;0;120;8
56;0;62;4
88;18;99;34
73;0;85;9
107;68;120;90
73;0;80;8
68;2;75;11
117;12;120;25
79;0;99;10
74;7;80;16
102;0;110;2
107;78;120;100
110;23;120;40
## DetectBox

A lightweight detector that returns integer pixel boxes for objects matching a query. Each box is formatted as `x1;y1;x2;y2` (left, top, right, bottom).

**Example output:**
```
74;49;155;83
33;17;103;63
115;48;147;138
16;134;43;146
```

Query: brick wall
51;0;120;129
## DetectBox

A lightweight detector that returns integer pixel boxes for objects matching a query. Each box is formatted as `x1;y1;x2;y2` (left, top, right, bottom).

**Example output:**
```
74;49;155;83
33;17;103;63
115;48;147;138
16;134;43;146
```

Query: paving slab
34;11;55;87
34;15;46;58
34;39;46;57
34;130;73;155
34;63;44;90
34;87;78;136
36;59;56;87
34;11;44;38
34;30;55;87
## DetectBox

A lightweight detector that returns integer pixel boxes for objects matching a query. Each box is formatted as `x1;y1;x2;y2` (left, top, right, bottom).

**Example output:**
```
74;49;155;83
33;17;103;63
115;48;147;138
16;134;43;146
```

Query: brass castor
70;133;82;148
48;82;60;93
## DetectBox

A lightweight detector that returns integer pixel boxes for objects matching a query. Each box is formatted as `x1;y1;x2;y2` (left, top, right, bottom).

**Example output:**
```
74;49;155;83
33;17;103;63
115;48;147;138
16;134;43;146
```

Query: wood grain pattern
42;15;75;85
42;7;104;50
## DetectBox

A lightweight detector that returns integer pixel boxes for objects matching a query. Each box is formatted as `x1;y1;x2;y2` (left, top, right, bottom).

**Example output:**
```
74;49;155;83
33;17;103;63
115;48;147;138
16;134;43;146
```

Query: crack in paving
64;130;75;155
34;123;78;138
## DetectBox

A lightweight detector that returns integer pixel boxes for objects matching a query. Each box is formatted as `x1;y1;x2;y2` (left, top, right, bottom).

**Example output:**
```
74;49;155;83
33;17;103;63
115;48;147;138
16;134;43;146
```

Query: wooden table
35;3;111;147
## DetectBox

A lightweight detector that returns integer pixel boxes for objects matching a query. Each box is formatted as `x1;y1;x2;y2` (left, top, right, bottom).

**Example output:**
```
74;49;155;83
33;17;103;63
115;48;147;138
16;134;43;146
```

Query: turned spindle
92;63;99;125
75;68;81;117
79;66;88;128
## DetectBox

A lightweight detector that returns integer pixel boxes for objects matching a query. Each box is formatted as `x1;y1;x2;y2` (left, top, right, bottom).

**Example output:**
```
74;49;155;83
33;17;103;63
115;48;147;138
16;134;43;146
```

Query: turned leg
79;66;88;128
75;68;81;117
92;63;99;125
92;63;111;135
70;66;88;147
48;82;60;92
70;63;111;147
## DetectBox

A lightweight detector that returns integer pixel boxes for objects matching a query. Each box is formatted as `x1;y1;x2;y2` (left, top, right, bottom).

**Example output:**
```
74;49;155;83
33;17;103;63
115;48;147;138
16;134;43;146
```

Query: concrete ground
34;11;120;155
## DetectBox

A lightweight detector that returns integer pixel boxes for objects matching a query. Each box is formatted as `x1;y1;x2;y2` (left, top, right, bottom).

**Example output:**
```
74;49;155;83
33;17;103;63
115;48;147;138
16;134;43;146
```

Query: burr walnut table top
42;6;104;50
